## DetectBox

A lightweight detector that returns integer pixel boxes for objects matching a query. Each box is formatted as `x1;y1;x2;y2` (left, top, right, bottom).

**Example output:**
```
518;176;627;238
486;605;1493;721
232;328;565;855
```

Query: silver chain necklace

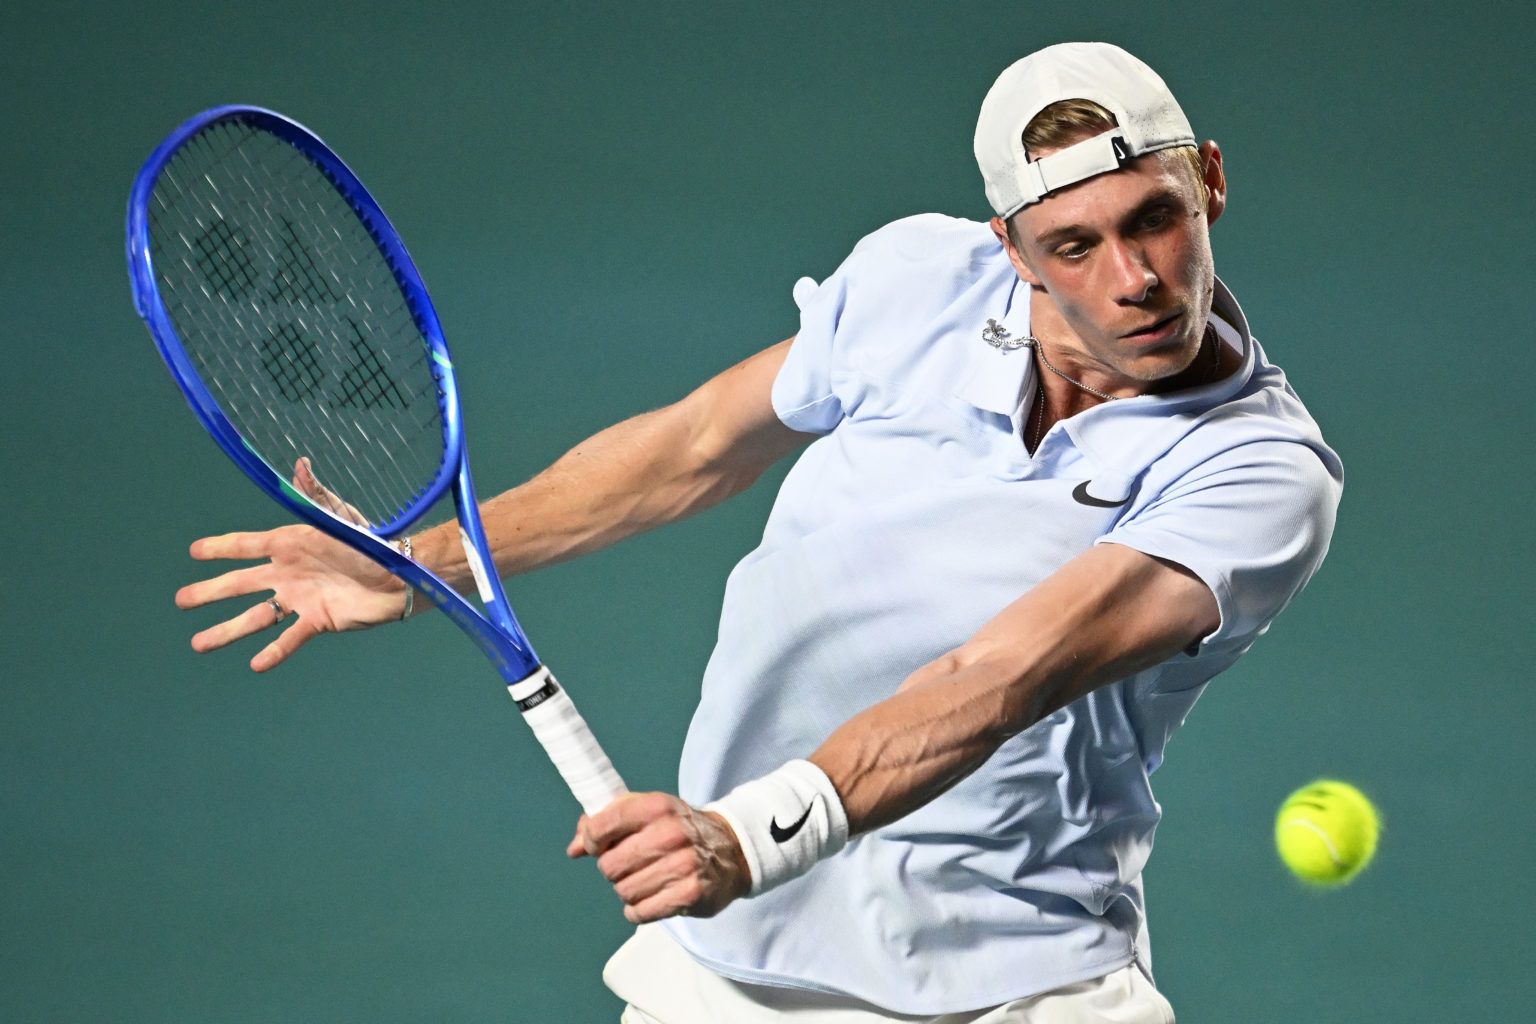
987;318;1113;452
1029;382;1048;452
1028;335;1121;401
983;318;1120;401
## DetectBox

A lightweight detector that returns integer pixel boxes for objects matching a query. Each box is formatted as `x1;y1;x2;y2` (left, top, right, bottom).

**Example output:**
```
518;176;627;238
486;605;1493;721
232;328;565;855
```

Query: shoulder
847;213;997;261
795;214;1009;361
777;215;1006;431
1186;344;1341;479
1132;349;1344;526
1103;381;1344;649
835;213;1001;290
1077;338;1344;512
813;214;1001;302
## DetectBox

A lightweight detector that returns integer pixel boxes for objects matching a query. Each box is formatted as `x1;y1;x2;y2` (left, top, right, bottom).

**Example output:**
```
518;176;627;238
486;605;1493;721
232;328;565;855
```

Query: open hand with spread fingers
568;792;751;924
174;457;411;672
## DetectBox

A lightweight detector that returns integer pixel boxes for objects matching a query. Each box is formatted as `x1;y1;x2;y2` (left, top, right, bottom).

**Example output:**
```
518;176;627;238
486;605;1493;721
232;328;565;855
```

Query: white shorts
605;924;1175;1024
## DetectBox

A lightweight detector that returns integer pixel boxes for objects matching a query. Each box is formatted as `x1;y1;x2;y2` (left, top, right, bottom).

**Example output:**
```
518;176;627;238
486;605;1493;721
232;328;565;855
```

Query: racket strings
147;119;447;531
166;239;433;525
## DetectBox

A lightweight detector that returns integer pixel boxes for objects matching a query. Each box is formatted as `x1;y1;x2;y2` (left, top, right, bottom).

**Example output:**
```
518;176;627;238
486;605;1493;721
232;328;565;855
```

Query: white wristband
705;759;849;896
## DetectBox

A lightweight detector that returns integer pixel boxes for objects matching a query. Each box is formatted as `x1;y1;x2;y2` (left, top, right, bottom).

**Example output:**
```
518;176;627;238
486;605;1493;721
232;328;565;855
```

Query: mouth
1121;310;1184;344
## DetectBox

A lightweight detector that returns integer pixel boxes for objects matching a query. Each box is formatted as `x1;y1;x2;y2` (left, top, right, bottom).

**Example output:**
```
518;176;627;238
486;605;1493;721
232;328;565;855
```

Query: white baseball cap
974;42;1195;218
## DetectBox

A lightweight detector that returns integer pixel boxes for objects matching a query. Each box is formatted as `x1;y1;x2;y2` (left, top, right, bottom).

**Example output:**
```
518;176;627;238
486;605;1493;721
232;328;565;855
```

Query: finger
584;792;676;853
295;457;340;513
596;817;689;884
623;876;706;925
612;848;695;907
251;617;321;672
566;817;590;859
296;457;368;527
190;600;288;654
294;455;313;488
176;564;271;610
190;532;275;562
294;456;326;499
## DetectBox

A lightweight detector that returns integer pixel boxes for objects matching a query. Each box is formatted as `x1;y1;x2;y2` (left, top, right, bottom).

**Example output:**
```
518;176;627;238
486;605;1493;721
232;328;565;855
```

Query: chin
1118;336;1203;384
1122;347;1193;382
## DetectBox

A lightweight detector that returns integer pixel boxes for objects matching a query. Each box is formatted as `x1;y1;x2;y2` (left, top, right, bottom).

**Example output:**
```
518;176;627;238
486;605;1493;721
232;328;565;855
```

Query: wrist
700;810;754;899
704;759;849;896
394;536;415;620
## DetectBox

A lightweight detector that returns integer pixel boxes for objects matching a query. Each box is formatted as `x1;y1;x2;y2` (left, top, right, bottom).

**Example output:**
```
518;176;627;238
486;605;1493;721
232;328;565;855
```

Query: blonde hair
1008;98;1206;246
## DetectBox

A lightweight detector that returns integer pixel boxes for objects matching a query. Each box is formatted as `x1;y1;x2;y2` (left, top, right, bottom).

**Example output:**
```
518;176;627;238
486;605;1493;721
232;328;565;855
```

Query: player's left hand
567;792;750;923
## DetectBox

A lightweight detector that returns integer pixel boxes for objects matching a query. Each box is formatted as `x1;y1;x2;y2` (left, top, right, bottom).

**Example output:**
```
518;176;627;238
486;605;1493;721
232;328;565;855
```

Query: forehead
1015;150;1194;238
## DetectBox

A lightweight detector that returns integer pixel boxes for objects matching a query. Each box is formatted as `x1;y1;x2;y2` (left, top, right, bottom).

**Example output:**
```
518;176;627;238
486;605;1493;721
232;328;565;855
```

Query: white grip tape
705;759;848;896
508;666;627;815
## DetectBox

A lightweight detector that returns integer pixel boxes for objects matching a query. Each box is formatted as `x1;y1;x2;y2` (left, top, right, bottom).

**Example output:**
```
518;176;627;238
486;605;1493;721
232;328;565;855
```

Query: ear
989;215;1042;287
1200;140;1226;227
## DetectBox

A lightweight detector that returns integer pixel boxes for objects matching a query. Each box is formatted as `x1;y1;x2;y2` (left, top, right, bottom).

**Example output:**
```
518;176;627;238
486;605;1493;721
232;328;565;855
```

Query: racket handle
508;666;628;815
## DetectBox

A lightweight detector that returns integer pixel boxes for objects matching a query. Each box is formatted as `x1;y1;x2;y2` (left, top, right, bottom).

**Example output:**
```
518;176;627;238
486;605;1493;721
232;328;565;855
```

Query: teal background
4;1;1532;1020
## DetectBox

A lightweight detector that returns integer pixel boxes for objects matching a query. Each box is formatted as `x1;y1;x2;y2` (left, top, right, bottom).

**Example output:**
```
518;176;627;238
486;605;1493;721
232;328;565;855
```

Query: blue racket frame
126;105;540;684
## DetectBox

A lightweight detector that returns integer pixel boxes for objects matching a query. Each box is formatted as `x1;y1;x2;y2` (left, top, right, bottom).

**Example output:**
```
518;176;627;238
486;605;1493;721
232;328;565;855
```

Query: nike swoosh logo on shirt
769;805;814;843
1072;481;1128;508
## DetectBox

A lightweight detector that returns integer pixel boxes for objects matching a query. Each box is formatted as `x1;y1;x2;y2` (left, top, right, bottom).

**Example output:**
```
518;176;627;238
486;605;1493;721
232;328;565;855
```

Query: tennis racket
125;105;627;815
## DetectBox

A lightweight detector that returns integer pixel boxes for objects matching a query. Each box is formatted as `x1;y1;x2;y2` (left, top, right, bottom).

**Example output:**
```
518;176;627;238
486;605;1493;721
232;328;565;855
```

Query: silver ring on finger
267;597;288;623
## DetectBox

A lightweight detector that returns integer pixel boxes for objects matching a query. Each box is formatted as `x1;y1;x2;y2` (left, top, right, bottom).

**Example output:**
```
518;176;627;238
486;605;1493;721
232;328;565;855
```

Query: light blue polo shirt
664;214;1342;1013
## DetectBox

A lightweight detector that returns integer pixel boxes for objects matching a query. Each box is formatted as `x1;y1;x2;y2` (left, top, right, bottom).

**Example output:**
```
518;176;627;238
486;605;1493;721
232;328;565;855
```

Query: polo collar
951;271;1037;417
951;266;1255;426
1062;276;1257;489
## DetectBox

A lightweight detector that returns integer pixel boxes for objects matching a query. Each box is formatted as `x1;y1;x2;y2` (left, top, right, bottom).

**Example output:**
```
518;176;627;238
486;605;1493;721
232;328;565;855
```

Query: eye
1055;241;1090;261
1139;205;1179;231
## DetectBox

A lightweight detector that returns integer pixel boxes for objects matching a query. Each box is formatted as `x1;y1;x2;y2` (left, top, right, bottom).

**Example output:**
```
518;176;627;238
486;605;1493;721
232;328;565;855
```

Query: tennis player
178;42;1341;1022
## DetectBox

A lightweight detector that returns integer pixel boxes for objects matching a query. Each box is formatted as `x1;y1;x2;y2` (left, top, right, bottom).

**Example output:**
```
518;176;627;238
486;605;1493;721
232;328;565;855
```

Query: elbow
678;404;780;501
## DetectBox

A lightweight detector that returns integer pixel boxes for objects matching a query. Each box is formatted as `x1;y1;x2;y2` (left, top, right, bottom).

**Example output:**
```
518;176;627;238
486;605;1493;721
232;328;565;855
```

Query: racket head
126;105;462;539
128;105;542;682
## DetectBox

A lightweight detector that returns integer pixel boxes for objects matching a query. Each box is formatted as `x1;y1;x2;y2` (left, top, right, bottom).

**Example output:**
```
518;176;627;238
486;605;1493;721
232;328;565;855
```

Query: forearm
808;645;1044;835
412;407;722;589
810;544;1217;834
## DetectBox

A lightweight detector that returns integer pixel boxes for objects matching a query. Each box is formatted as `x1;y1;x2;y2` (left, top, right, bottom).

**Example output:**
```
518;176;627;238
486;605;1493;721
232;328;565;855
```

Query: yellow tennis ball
1274;779;1380;886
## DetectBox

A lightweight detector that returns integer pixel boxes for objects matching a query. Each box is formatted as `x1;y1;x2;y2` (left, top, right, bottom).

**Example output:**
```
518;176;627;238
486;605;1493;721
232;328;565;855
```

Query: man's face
997;142;1225;387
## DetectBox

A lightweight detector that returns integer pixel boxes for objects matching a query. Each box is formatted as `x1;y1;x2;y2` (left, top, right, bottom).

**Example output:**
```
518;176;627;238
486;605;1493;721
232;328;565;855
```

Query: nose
1105;240;1158;304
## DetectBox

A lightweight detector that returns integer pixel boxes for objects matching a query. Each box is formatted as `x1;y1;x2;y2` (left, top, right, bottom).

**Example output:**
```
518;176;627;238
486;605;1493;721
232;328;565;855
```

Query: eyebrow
1031;186;1190;249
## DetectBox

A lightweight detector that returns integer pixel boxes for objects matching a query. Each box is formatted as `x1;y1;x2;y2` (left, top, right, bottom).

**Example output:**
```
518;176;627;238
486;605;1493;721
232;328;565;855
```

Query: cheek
1166;222;1213;291
1043;275;1099;325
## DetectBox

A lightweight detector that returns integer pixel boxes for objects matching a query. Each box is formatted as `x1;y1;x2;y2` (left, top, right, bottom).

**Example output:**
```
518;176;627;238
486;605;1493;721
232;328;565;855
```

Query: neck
1024;322;1229;453
1026;290;1145;402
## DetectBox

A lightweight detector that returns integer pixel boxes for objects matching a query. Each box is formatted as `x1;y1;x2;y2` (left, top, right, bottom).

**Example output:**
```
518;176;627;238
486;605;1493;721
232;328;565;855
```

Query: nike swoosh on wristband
769;804;814;843
1072;480;1129;508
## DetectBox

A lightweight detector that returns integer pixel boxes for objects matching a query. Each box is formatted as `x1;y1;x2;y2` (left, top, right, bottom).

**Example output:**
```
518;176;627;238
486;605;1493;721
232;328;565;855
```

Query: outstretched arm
176;338;809;670
414;337;807;586
571;542;1218;923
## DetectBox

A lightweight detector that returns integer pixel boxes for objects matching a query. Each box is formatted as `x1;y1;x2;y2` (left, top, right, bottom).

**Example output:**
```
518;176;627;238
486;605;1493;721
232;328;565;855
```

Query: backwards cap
974;42;1194;218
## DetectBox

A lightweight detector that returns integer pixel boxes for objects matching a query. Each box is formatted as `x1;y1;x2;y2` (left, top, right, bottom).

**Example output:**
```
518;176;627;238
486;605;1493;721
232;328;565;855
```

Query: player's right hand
175;458;410;672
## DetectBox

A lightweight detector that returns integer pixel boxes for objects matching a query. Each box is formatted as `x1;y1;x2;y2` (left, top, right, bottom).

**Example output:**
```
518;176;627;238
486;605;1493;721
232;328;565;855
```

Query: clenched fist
568;792;751;924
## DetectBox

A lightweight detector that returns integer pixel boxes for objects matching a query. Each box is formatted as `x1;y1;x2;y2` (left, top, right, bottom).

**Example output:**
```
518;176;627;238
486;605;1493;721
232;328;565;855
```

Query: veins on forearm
812;652;1053;836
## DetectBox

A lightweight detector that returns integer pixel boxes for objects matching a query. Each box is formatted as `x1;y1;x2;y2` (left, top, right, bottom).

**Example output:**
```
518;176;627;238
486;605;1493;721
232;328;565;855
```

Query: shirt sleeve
770;215;959;434
771;268;851;434
1096;439;1343;649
